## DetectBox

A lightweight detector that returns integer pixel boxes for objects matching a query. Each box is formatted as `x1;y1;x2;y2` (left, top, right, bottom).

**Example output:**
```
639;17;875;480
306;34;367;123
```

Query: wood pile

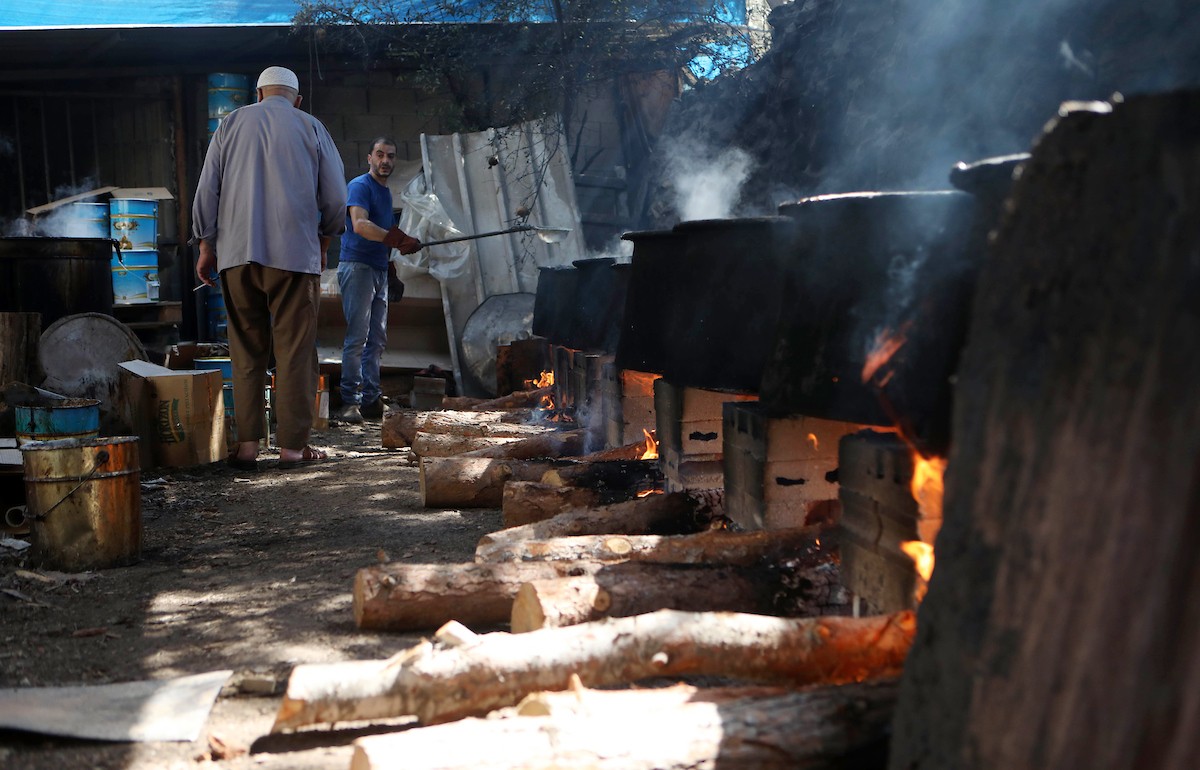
280;401;910;767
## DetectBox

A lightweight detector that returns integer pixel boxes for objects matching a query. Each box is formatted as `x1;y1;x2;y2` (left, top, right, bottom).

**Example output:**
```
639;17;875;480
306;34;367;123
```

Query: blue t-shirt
339;173;394;270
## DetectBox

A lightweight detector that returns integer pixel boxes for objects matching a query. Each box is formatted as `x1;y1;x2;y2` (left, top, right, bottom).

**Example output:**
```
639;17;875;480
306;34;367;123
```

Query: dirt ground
0;405;500;770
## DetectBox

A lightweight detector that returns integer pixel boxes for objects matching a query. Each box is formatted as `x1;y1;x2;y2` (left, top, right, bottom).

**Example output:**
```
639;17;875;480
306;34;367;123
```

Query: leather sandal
277;446;328;470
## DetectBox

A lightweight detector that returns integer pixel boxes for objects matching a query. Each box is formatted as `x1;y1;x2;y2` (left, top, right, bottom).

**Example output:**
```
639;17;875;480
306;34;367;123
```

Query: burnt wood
761;191;986;455
890;92;1200;770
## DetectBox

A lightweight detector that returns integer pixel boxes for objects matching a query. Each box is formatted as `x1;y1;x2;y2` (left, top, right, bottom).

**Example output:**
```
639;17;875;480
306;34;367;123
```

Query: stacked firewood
276;393;916;768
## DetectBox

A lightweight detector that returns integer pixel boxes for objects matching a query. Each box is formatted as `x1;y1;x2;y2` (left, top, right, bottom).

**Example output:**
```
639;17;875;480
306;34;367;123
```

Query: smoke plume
664;138;754;222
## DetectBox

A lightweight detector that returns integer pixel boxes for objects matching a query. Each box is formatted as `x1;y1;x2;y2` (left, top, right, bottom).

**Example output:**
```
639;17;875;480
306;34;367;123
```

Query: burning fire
639;429;659;460
901;541;935;588
807;432;819;451
527;370;554;389
911;454;946;521
902;453;947;603
861;322;913;384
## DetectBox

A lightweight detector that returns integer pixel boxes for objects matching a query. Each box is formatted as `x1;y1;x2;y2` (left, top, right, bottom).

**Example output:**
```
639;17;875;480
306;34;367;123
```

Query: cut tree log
539;458;662;490
382;409;549;448
468;387;551;411
572;435;655;462
410;432;526;458
510;562;781;632
354;561;608;631
501;482;605;527
349;678;899;770
485;490;716;550
420;457;663;509
458;429;587;459
476;524;819;564
273;608;916;731
441;395;487;410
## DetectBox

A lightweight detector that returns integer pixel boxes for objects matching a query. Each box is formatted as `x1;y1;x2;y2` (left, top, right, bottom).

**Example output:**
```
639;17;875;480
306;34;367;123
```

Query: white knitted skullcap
256;66;299;91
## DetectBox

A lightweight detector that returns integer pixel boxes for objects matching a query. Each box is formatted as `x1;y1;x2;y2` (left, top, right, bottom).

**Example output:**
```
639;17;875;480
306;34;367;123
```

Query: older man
193;65;347;471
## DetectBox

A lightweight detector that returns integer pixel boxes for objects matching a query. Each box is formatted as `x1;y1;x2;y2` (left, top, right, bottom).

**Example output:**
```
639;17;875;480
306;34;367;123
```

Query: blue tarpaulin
0;0;744;29
0;1;301;28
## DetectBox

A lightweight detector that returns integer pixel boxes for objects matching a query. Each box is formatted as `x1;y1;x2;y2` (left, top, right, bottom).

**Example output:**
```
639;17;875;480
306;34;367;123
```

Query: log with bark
476;524;819;565
348;678;898;770
485;490;717;551
510;562;782;632
273;608;915;731
468;387;551;411
441;395;487;410
410;432;526;458
571;434;655;462
421;457;663;509
382;409;550;448
501;481;606;527
354;561;608;631
458;428;587;459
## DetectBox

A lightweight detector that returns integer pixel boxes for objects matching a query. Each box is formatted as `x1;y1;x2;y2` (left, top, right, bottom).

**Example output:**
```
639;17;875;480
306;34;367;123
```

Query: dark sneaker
335;404;363;424
359;398;384;420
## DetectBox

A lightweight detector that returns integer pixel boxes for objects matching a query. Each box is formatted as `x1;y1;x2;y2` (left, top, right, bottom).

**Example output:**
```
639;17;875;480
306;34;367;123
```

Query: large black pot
532;265;579;343
614;229;683;375
0;238;115;327
564;257;628;353
662;216;796;393
761;192;986;454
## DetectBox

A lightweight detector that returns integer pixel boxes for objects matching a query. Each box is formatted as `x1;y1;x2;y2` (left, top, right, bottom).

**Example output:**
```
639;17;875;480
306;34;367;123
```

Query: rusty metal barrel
20;436;141;571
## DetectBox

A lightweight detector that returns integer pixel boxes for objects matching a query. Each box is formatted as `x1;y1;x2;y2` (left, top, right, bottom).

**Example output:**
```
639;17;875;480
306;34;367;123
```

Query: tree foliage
294;0;757;132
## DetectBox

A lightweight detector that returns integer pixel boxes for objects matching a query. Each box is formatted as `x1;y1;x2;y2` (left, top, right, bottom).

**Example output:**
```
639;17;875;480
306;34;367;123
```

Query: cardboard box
118;361;226;468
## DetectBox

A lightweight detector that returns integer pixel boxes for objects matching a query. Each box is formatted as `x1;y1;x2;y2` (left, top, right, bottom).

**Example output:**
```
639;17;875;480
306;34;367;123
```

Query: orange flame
637;489;663;498
527;370;554;389
901;541;935;601
911;454;947;521
862;322;913;384
639;429;659;460
807;433;819;451
903;453;946;603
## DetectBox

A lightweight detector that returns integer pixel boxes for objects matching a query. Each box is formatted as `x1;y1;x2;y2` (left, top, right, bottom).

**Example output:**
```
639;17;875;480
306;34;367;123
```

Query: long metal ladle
417;224;571;248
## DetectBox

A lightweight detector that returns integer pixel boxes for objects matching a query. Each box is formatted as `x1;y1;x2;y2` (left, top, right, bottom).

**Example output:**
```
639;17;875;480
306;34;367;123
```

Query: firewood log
382;409;547;448
501;482;605;527
484;491;714;551
272;608;916;731
573;436;654;462
410;433;525;458
510;562;779;632
458;429;587;459
468;387;551;411
354;561;608;632
539;458;662;490
348;679;899;770
475;524;820;565
420;457;664;509
441;395;487;410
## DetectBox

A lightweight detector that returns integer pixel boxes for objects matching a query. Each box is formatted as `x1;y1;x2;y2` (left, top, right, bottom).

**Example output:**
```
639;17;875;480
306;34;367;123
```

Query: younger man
336;136;421;422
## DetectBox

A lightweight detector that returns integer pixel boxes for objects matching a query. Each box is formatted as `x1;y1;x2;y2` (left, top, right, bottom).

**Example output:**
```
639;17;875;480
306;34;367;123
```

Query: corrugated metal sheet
418;118;586;394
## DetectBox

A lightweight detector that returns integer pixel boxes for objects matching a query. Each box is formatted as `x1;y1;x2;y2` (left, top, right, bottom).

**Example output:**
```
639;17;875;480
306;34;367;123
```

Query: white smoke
585;233;634;263
665;140;754;221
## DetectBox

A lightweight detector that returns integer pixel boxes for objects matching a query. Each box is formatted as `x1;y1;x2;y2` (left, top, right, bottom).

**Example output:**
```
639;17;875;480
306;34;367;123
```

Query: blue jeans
338;261;388;405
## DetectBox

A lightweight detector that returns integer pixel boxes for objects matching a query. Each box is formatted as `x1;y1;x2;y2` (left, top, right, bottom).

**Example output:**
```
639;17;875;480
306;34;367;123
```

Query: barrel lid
39;313;147;421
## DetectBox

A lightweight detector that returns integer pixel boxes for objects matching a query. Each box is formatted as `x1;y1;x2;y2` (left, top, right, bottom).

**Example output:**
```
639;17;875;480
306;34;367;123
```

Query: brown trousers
221;263;319;450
